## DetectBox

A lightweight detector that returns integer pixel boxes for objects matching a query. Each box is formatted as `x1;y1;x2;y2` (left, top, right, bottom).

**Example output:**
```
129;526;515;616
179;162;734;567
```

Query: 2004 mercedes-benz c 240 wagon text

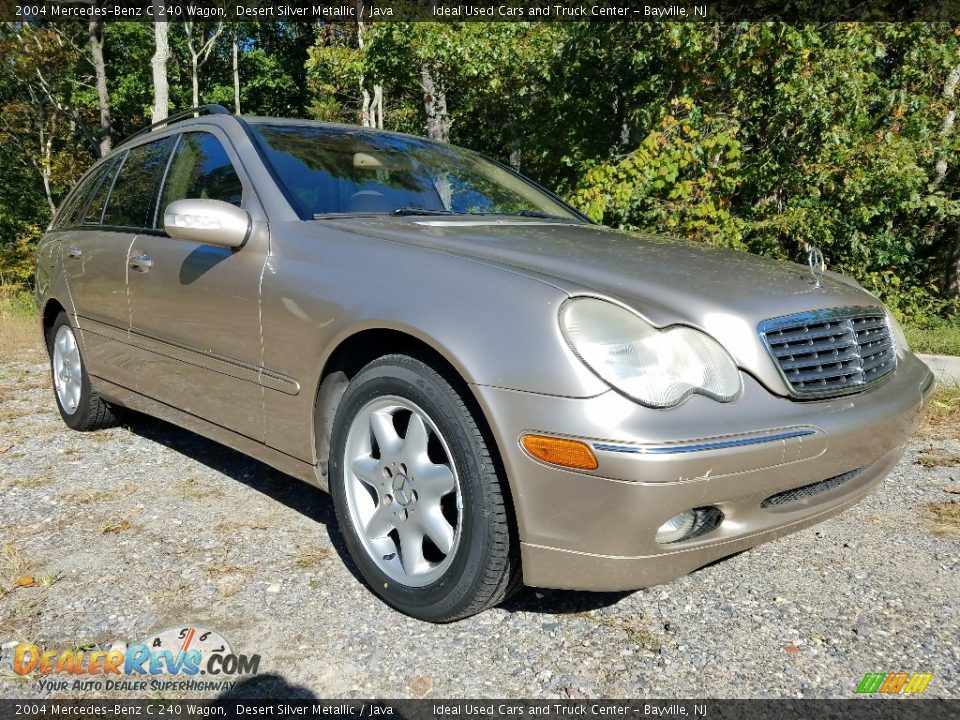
35;106;935;621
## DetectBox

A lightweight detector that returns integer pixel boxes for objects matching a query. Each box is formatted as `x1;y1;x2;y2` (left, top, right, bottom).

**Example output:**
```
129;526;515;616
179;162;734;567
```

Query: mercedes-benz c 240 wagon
35;106;935;621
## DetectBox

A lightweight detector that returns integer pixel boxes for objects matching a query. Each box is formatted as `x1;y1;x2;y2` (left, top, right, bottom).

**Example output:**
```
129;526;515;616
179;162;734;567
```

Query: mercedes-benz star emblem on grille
805;242;826;288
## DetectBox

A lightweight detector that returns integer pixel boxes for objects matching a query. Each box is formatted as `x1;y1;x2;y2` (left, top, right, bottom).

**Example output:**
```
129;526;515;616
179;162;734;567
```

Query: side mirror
163;199;251;249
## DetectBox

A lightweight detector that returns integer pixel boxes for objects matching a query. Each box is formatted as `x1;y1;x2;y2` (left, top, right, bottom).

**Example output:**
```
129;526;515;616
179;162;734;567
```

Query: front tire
329;355;520;622
47;312;120;431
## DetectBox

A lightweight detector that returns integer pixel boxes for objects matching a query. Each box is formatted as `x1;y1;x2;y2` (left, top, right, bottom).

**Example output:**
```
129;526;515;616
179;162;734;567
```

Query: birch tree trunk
87;18;111;156
185;21;225;109
232;30;241;114
356;7;383;128
151;2;169;122
191;55;199;108
38;109;56;214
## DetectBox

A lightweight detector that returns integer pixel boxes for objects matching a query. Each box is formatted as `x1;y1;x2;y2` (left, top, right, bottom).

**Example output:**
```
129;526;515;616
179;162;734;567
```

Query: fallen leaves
100;520;132;534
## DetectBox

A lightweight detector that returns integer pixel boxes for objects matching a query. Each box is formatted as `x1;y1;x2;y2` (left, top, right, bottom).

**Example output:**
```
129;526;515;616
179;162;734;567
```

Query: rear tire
47;312;120;431
329;354;520;622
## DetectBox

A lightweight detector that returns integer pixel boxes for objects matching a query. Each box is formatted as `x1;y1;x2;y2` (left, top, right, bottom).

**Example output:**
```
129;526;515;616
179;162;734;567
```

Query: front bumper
472;352;935;591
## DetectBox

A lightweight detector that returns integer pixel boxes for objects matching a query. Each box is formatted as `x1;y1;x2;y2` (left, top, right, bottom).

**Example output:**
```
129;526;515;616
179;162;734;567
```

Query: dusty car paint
36;113;934;596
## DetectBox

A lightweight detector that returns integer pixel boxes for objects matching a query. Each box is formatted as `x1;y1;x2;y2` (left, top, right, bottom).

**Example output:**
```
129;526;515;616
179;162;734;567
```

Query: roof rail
117;104;231;148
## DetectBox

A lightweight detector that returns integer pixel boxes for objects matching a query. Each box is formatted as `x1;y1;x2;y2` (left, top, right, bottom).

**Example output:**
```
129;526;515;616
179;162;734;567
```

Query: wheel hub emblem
392;474;412;506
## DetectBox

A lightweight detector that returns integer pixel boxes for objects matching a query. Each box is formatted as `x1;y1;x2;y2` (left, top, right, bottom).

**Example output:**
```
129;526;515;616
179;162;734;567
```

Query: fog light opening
656;507;723;544
656;510;696;544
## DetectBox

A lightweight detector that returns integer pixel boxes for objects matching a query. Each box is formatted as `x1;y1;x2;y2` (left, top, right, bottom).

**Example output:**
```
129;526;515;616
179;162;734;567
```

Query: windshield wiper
392;208;458;216
511;210;562;219
466;210;568;219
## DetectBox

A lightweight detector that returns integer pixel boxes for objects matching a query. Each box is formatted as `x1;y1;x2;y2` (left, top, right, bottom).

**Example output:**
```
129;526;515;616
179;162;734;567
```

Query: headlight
560;297;742;408
885;310;910;358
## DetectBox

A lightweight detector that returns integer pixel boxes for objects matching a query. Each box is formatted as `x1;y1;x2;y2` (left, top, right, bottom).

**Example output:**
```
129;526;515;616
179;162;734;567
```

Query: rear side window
82;158;122;226
102;136;176;229
157;132;243;225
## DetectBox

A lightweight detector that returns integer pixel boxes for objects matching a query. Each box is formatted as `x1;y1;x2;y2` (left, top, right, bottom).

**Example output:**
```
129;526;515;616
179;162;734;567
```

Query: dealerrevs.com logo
5;626;260;693
856;672;934;695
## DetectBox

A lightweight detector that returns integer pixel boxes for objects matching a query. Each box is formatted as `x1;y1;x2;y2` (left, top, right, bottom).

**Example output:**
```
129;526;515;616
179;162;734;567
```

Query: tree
0;23;100;281
419;64;448;141
183;19;224;107
232;29;240;114
935;53;960;296
151;1;169;122
87;17;111;155
356;3;383;128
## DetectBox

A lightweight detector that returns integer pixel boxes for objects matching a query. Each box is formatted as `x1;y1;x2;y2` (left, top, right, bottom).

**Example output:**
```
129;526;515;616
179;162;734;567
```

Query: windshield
249;123;583;221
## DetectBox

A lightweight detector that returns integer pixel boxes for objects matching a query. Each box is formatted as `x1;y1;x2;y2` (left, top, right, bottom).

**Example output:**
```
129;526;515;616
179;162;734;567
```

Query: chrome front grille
759;307;896;398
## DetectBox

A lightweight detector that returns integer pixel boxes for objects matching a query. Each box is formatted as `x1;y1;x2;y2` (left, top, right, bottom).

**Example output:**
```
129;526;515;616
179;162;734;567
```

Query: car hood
318;217;886;394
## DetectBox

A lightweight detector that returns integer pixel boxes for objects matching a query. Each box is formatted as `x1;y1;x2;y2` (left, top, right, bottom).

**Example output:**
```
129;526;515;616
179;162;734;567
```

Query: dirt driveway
1;328;958;699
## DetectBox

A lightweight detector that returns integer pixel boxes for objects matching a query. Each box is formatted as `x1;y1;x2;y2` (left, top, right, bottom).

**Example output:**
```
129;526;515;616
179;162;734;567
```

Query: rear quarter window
82;158;122;226
54;160;114;229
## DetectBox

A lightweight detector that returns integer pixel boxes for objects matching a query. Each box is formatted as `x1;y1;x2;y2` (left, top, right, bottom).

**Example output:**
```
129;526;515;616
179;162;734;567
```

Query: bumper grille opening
761;467;865;510
686;507;724;541
759;307;896;398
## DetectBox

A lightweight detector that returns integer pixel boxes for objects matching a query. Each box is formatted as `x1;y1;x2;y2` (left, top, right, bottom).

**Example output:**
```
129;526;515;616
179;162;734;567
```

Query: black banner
4;0;960;24
2;700;959;720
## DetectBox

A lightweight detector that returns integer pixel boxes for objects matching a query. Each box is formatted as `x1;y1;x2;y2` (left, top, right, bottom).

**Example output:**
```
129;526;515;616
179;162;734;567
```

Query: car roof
238;116;457;146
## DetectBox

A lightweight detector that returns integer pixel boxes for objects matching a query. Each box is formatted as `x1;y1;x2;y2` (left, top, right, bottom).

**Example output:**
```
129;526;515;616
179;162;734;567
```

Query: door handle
67;247;82;258
128;254;153;272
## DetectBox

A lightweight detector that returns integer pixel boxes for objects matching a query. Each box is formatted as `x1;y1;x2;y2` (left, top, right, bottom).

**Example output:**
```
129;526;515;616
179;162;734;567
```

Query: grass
0;594;46;633
915;449;960;469
0;284;42;364
0;543;39;601
215;520;269;532
925;501;960;534
920;385;960;438
905;322;960;357
572;609;661;651
292;548;332;569
1;544;32;581
60;487;130;506
16;475;54;489
175;477;217;500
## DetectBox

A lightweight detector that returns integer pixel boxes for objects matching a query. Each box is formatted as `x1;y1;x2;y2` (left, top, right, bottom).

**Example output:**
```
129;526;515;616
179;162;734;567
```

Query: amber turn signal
521;434;598;471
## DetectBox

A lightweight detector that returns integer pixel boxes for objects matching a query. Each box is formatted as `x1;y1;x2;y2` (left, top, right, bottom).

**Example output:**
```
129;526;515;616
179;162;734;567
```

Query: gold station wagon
35;106;935;621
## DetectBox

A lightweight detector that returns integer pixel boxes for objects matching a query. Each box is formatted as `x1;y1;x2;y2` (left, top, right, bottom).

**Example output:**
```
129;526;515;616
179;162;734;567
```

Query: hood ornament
804;242;826;288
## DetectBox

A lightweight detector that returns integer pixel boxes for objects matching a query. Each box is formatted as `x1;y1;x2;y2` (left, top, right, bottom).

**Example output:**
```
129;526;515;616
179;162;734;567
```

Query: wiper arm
468;210;567;219
512;210;560;219
392;207;457;216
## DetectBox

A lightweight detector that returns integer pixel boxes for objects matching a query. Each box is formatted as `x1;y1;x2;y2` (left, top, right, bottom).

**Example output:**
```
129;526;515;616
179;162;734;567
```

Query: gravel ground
1;348;958;700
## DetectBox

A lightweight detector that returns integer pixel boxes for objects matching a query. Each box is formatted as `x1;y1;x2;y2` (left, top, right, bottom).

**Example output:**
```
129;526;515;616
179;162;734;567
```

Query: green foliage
859;270;958;326
0;284;35;318
2;20;960;340
570;98;746;248
306;24;364;124
905;323;960;356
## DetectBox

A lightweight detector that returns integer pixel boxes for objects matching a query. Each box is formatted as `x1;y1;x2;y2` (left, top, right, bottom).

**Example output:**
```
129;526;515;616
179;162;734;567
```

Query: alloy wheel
342;396;463;587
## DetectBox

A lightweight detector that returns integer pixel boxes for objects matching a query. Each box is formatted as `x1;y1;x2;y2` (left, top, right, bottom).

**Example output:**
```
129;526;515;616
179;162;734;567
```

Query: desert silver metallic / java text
343;396;462;587
52;325;82;415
